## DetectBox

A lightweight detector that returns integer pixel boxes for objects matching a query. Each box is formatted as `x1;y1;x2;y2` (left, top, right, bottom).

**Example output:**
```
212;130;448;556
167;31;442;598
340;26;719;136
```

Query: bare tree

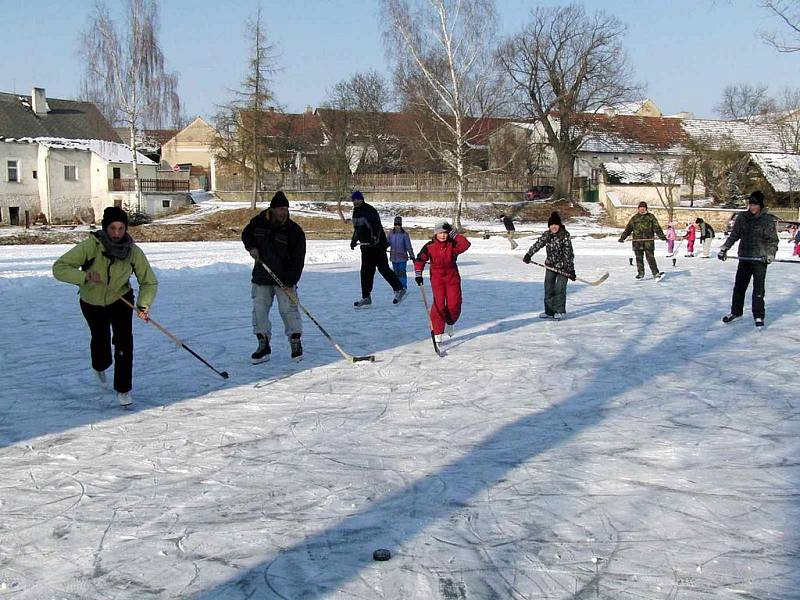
773;87;800;152
79;0;181;212
212;7;279;209
382;0;507;229
714;83;776;122
497;3;640;200
761;0;800;52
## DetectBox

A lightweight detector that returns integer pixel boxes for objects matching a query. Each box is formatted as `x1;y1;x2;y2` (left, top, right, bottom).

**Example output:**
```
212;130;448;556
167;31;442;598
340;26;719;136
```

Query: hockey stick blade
351;355;376;363
577;272;609;286
430;331;447;357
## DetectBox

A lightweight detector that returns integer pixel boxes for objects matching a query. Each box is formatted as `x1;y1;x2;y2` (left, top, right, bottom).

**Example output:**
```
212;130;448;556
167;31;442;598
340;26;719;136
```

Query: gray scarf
94;230;134;260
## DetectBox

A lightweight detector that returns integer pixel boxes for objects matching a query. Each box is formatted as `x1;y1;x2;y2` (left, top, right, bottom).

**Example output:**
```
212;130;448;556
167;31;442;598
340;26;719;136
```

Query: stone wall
214;190;525;203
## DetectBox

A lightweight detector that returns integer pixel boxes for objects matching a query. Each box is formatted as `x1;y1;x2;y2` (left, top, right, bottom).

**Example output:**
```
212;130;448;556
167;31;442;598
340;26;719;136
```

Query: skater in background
619;201;666;280
666;221;677;255
52;206;158;407
499;212;518;249
242;191;306;363
350;190;406;308
387;216;415;290
523;211;575;320
696;217;715;258
414;220;471;343
684;220;697;257
718;190;779;327
791;225;800;257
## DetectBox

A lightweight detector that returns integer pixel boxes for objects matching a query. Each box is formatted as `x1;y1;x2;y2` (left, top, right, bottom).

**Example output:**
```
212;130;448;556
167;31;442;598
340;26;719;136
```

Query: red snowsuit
685;224;696;254
414;233;471;335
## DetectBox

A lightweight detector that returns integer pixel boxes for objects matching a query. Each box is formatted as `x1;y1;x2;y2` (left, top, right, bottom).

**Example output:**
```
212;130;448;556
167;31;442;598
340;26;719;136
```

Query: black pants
544;270;568;315
633;243;659;276
731;260;767;319
80;291;134;393
360;246;401;298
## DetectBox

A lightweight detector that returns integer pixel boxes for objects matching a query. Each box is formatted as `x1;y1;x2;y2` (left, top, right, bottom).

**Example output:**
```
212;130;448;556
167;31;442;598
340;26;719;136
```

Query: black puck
372;548;391;561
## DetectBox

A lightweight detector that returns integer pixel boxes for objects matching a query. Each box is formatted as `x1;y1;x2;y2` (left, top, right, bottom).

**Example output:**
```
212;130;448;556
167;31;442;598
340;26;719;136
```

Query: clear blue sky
1;0;798;123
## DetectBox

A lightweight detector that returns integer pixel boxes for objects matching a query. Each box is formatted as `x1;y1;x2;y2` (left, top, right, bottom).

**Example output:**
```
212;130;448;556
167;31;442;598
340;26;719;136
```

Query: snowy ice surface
1;236;800;599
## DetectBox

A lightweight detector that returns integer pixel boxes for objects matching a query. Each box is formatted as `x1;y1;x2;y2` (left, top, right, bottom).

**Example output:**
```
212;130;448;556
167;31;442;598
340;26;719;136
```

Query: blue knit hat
351;190;364;201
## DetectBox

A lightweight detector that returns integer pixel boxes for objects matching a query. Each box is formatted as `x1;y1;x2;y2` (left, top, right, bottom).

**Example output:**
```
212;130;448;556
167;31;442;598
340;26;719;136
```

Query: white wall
0;141;40;224
42;147;93;222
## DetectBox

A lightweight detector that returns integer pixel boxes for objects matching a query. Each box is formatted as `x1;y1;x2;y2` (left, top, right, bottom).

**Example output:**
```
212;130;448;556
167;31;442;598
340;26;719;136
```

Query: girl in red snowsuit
414;220;471;339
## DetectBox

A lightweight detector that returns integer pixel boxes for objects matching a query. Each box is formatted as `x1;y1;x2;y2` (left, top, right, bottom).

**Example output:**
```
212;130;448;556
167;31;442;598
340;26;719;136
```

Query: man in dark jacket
242;191;306;362
619;201;666;280
350;190;405;308
499;212;518;249
696;217;716;258
718;190;779;327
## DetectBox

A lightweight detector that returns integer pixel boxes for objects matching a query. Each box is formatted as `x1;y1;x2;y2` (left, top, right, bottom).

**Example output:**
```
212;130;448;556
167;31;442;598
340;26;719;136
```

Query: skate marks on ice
196;285;800;599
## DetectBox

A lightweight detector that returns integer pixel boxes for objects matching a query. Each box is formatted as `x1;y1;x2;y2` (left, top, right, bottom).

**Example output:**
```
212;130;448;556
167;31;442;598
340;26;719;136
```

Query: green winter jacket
52;234;158;309
619;212;666;248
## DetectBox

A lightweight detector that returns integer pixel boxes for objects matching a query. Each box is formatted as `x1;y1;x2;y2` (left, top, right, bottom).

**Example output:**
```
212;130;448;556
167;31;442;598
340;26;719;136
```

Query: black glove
522;253;532;264
415;275;424;286
441;222;452;232
618;238;625;243
717;249;727;261
350;240;357;250
567;271;576;281
764;255;773;264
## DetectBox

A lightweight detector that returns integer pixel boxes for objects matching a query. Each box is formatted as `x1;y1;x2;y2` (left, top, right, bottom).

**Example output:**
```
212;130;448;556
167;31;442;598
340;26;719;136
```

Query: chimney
305;105;313;114
32;87;49;116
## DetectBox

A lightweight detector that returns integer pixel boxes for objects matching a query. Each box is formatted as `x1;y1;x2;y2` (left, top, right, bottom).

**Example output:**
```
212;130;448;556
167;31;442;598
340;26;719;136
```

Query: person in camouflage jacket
523;212;575;319
718;190;779;326
618;201;666;279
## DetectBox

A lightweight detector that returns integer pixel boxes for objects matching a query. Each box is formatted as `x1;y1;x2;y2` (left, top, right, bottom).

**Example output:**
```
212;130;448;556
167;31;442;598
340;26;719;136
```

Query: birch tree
498;3;639;200
382;0;506;229
79;0;181;213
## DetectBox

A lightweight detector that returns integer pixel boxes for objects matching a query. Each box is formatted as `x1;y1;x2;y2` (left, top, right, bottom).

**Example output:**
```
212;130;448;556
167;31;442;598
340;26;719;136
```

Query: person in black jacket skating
350;190;405;308
718;190;779;327
242;191;306;362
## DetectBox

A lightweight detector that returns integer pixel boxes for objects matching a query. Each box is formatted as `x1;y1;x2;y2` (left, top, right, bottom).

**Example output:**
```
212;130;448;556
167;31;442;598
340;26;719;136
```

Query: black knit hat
394;216;402;226
638;201;648;209
695;217;703;224
269;191;290;208
749;190;765;207
548;211;563;227
101;206;128;230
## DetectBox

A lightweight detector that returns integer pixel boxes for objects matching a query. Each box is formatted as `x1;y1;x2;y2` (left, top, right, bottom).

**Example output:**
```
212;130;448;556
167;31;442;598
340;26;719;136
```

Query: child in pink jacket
666;222;676;255
684;222;696;257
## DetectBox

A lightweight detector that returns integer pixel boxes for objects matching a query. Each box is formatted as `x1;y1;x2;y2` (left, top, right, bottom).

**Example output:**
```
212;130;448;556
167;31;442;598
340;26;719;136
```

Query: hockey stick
417;282;446;357
727;256;800;264
256;260;375;363
119;296;229;379
523;258;609;286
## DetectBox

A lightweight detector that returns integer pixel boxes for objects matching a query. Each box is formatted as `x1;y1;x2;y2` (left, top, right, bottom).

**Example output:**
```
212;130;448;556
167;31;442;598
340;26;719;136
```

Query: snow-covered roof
0;136;155;164
602;160;680;184
680;119;786;153
750;153;800;192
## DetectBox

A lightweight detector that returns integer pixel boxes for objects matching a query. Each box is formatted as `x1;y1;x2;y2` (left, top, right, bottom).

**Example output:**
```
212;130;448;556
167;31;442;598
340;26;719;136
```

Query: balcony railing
109;178;190;192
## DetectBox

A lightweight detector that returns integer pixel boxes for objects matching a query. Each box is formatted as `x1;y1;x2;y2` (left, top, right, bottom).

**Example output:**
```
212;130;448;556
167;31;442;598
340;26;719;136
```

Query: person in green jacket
53;206;158;407
619;201;666;280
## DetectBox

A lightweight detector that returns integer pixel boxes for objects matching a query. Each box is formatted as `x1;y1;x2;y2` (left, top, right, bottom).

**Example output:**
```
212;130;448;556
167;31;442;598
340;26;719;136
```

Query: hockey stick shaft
119;296;229;379
523;258;608;286
729;256;800;264
417;282;445;357
256;260;374;362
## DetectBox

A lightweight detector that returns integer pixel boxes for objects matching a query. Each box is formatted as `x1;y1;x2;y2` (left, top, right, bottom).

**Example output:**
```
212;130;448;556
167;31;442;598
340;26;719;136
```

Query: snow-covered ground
1;235;800;599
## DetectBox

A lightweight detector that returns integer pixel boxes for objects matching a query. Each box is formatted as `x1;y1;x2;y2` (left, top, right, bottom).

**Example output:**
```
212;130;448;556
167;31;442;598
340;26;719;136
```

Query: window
7;160;19;182
64;165;78;181
162;199;171;208
32;170;37;179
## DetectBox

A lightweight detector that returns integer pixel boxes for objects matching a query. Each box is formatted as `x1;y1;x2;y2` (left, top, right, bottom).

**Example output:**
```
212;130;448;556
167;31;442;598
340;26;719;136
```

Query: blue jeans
392;261;408;289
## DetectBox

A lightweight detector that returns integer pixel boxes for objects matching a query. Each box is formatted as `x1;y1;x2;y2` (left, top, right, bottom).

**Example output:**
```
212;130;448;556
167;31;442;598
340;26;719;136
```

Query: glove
248;248;259;260
567;271;577;282
717;249;727;261
415;275;424;286
448;229;457;240
618;238;625;243
764;255;773;264
350;240;357;250
441;222;452;232
522;253;532;264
